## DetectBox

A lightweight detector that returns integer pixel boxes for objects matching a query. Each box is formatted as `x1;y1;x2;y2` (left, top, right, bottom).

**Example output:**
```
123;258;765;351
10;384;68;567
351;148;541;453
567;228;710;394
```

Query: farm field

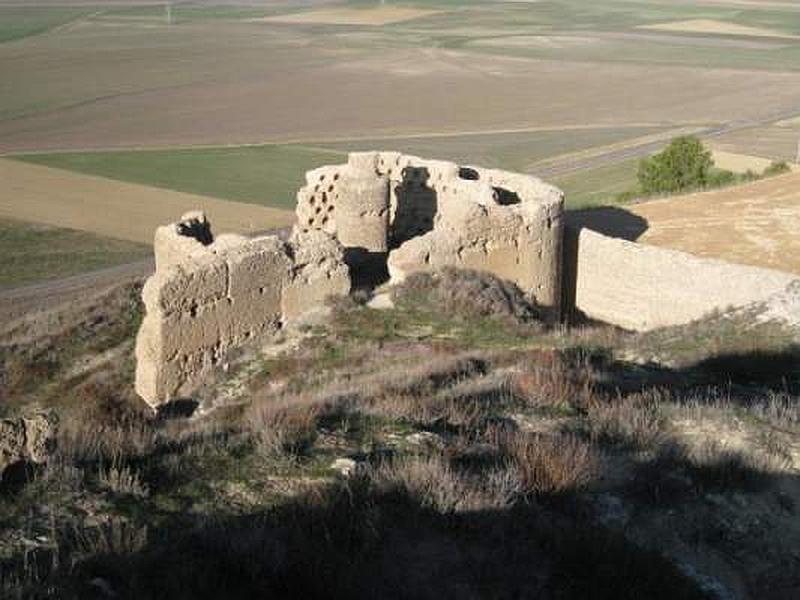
13;126;666;207
0;217;149;288
0;159;295;245
15;145;345;209
629;171;800;275
1;0;800;283
711;122;800;162
3;1;800;152
553;159;639;210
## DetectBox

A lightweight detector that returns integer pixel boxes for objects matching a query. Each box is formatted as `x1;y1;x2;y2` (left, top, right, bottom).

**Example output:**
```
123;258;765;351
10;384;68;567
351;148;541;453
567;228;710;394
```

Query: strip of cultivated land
0;217;150;288
13;145;345;209
3;0;800;152
11;127;668;206
0;159;295;244
629;171;800;275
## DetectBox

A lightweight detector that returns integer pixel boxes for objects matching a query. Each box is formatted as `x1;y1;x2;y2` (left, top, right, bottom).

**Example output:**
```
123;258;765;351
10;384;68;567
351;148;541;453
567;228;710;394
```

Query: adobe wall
566;228;799;331
135;212;349;408
295;151;565;309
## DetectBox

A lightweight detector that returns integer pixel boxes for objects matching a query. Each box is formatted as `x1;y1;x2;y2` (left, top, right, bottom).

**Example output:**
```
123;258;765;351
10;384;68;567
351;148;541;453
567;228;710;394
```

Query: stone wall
135;213;349;408
295;152;565;309
565;228;799;331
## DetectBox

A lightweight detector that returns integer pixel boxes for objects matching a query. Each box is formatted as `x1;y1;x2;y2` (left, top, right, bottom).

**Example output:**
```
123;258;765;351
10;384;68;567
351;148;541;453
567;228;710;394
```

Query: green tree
637;136;714;194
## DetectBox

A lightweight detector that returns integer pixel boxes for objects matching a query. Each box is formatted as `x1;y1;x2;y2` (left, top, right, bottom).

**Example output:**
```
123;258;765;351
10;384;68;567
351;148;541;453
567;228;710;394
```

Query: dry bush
498;431;599;497
98;461;149;498
245;395;321;458
751;391;800;431
74;374;151;429
392;268;541;325
687;440;776;492
70;518;149;559
369;453;521;514
58;414;159;465
586;390;669;449
512;349;598;412
378;354;488;398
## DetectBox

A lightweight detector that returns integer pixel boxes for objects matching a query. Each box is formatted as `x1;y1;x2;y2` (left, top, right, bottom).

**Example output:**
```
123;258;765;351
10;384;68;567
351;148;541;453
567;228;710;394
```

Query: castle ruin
135;151;799;408
135;152;564;407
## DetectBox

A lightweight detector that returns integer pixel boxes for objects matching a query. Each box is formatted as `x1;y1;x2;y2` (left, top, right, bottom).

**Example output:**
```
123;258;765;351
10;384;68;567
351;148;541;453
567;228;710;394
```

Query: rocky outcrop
0;412;57;481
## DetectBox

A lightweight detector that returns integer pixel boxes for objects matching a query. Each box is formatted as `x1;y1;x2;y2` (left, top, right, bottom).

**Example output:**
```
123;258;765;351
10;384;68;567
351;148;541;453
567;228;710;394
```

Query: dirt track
0;159;295;244
0;258;153;325
630;172;800;275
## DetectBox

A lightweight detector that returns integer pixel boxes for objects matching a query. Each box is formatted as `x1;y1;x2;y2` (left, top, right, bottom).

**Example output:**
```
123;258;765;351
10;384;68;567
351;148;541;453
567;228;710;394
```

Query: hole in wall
493;187;521;206
459;167;480;181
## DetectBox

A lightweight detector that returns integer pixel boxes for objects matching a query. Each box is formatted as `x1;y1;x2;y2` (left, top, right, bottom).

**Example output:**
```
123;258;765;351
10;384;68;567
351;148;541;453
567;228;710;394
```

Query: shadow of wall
389;166;437;249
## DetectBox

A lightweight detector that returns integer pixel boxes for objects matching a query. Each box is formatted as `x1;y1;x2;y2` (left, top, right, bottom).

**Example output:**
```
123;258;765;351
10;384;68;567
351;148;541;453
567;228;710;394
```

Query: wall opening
493;187;521;206
390;166;438;249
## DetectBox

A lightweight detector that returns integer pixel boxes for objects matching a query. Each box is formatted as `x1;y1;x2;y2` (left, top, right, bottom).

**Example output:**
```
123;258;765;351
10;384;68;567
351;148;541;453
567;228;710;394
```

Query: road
0;258;153;326
535;108;800;178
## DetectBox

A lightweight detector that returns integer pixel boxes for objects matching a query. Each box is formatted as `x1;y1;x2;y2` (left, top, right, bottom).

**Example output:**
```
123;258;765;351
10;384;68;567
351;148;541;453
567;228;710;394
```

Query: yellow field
260;7;442;26
639;19;797;40
711;149;799;174
0;159;295;245
629;172;800;275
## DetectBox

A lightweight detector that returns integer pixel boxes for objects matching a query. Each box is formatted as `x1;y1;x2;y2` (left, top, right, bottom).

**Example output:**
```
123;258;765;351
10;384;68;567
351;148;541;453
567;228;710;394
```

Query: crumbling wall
567;229;799;331
135;213;349;407
295;152;564;309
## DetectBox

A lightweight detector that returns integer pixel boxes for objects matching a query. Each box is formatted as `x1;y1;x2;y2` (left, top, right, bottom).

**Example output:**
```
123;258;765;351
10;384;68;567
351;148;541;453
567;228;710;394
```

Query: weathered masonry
135;151;800;408
135;212;349;407
296;151;565;309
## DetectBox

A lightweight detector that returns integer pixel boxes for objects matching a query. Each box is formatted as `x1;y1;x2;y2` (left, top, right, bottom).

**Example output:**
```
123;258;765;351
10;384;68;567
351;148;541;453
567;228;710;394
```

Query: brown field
2;14;800;154
629;172;800;275
639;19;798;40
712;124;800;162
0;159;295;244
260;7;442;26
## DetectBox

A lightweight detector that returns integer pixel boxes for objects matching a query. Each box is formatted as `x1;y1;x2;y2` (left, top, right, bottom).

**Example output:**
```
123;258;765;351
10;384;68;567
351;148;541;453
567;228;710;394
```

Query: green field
15;145;345;209
554;159;639;210
0;218;150;288
0;6;101;43
14;127;661;208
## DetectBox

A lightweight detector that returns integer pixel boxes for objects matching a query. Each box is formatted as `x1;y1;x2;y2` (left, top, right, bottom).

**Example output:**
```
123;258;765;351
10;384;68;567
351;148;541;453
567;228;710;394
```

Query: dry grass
245;396;319;459
497;432;599;497
586;390;670;449
97;461;149;498
511;348;598;413
369;453;521;514
629;170;800;275
392;268;541;325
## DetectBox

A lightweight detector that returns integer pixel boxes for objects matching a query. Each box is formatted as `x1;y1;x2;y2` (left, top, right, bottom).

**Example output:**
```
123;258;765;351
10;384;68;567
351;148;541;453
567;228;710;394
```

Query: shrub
512;349;598;413
98;461;149;498
763;160;791;177
392;268;540;325
369;453;521;514
705;168;736;188
637;136;713;194
245;397;319;458
586;390;669;449
499;432;599;497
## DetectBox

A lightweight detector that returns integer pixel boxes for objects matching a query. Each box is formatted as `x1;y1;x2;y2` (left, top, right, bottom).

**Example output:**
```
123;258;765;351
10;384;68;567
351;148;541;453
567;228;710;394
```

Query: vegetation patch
0;218;150;289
